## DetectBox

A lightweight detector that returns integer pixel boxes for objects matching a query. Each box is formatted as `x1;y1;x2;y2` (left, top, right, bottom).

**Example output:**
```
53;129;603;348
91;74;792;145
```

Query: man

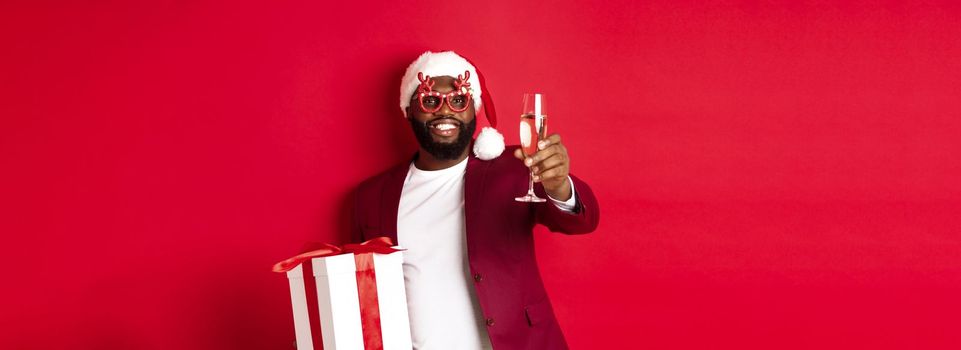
351;51;600;349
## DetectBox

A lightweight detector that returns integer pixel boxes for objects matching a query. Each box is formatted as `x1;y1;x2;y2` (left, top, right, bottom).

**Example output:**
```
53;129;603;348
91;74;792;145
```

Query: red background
2;1;960;349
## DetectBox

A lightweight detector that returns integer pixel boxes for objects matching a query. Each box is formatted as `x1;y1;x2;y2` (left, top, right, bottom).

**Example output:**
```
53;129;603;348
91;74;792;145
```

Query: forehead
426;76;456;90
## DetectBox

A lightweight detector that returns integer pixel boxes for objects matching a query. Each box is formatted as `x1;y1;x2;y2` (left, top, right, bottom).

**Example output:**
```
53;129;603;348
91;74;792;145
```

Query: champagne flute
515;93;548;203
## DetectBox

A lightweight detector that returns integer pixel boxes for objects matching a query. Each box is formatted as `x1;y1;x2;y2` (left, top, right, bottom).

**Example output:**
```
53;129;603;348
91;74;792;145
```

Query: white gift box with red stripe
277;238;412;350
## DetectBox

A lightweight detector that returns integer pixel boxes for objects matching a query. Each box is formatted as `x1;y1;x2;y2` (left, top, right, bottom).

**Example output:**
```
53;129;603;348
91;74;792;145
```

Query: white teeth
433;123;456;131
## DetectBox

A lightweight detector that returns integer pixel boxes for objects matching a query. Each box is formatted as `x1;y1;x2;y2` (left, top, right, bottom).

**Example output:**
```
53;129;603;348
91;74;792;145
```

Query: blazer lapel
381;158;411;245
464;155;490;244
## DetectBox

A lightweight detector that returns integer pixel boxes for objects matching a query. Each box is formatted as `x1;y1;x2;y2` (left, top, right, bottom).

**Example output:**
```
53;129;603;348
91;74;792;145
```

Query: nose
434;97;454;116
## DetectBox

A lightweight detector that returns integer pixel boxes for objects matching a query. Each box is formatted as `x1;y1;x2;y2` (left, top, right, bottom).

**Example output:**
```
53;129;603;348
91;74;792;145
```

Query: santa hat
399;51;505;160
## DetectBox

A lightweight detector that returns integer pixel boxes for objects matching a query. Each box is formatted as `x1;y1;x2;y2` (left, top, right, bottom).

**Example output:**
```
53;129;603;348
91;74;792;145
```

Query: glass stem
528;168;536;195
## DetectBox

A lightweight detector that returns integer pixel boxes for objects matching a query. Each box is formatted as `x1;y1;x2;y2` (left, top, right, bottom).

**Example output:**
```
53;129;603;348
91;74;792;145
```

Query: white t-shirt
397;158;577;349
397;158;492;349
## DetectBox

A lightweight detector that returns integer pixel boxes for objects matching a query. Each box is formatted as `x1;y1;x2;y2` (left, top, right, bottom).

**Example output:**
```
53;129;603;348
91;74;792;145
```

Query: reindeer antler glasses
413;71;474;113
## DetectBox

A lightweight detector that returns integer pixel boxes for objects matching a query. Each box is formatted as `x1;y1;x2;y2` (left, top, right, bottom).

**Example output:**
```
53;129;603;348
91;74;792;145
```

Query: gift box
274;237;412;350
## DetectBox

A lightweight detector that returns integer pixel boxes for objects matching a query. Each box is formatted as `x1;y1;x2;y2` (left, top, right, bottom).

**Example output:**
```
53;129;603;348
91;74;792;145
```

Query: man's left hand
513;133;572;201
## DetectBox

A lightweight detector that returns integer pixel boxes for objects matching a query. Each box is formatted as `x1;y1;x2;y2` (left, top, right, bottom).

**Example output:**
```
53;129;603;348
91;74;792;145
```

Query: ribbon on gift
272;236;403;273
274;237;404;350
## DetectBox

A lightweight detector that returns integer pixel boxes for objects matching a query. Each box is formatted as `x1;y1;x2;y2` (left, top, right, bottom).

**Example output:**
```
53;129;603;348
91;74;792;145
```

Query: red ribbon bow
272;236;403;273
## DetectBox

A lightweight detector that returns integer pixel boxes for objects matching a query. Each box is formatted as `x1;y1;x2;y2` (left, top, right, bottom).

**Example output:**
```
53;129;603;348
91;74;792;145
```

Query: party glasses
414;71;474;113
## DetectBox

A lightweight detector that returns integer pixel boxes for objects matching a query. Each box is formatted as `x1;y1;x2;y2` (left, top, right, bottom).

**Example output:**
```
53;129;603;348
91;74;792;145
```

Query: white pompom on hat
399;51;504;160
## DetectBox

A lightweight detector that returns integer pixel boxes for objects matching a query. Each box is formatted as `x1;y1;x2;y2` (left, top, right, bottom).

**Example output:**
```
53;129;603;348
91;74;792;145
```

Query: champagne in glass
515;93;548;203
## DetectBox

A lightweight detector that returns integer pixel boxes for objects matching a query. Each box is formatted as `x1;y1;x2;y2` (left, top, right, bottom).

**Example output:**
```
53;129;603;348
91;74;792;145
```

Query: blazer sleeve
534;174;600;234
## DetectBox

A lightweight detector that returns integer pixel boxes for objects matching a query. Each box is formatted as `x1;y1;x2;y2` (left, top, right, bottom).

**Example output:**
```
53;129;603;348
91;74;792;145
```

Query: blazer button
473;273;483;282
486;318;495;327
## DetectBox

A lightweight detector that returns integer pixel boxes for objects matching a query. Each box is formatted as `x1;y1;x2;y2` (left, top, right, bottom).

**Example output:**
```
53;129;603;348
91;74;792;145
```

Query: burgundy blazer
350;145;600;350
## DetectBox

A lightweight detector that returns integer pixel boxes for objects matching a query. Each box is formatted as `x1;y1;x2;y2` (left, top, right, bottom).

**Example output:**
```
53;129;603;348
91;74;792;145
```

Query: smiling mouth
428;118;461;137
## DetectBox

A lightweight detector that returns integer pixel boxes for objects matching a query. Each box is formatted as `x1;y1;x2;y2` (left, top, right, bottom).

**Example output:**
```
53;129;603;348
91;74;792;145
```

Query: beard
409;116;477;161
